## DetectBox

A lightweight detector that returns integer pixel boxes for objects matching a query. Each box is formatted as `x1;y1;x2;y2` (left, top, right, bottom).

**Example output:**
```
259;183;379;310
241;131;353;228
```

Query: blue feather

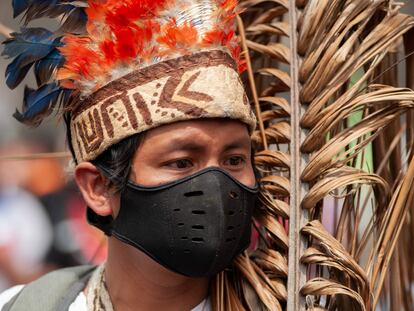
7;0;82;126
34;49;65;87
19;0;87;25
5;55;35;89
2;28;55;58
2;28;61;89
59;6;87;33
14;83;72;126
12;0;32;18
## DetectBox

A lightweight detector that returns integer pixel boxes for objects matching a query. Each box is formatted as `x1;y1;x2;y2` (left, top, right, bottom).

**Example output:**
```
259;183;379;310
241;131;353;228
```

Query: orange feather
158;20;198;49
58;0;243;93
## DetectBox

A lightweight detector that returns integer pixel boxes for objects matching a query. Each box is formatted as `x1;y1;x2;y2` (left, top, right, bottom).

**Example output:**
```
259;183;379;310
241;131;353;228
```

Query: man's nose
205;158;220;168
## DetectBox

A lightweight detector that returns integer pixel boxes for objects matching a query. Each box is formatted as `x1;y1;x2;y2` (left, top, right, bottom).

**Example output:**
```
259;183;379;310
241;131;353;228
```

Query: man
0;0;278;310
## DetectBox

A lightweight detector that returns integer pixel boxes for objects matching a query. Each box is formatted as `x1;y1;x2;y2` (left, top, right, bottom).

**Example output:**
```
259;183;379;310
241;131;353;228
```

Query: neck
104;238;209;311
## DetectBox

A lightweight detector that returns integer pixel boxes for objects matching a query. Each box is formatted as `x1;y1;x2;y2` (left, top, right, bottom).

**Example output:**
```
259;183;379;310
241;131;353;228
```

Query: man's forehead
146;118;249;138
165;136;251;151
141;119;251;151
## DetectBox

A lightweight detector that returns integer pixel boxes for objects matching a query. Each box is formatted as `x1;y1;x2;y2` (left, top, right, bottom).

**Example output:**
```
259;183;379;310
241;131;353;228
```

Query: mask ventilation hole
192;210;206;215
229;191;239;199
184;191;204;197
173;208;181;212
181;237;188;240
178;223;184;227
192;225;204;230
228;210;235;216
226;237;236;243
192;237;204;243
227;226;234;231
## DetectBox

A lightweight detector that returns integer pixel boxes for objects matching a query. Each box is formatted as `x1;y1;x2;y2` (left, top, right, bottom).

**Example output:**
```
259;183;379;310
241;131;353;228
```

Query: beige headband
70;50;256;162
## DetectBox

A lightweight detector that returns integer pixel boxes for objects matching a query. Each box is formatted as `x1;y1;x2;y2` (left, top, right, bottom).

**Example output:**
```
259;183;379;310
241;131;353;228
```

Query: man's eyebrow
158;136;251;153
222;138;251;152
164;139;207;152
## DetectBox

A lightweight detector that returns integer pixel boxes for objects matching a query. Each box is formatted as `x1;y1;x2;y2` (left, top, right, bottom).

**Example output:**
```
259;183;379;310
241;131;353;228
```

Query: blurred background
0;2;106;291
0;0;414;295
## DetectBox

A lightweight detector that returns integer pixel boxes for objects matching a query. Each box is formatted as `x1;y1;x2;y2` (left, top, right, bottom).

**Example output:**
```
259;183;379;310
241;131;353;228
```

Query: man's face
130;118;256;188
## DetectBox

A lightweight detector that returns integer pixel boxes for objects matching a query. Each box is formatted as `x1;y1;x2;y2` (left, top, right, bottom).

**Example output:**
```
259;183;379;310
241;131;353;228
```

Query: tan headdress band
70;50;256;162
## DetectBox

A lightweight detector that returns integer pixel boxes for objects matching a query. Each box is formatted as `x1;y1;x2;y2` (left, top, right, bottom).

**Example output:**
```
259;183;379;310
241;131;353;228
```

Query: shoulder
0;285;88;311
0;285;24;310
0;266;95;311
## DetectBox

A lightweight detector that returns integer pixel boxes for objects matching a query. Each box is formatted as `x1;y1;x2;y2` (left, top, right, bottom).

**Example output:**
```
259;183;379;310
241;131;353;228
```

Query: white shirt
0;285;211;311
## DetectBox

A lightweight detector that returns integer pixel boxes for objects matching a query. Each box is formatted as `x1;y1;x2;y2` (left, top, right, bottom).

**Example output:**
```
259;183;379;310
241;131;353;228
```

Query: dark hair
64;112;143;192
92;134;144;192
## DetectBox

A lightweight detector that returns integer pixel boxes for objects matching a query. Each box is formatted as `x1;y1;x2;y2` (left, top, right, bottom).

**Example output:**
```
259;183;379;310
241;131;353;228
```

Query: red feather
114;27;141;60
58;36;101;79
158;19;198;49
203;30;224;45
220;0;238;12
100;40;116;64
59;0;243;92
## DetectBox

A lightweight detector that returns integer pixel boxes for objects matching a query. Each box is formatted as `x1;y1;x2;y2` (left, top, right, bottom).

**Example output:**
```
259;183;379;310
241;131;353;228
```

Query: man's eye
169;159;193;169
227;156;245;166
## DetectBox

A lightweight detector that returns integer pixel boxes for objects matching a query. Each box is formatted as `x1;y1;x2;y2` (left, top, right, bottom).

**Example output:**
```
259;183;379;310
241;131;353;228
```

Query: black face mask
87;167;258;277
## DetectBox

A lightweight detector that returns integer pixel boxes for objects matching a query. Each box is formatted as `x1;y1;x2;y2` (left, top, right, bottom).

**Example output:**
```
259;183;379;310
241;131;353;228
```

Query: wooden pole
287;1;308;310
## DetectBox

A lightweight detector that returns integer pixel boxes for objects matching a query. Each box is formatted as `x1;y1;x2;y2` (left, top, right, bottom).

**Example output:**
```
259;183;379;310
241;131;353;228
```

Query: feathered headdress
3;0;255;162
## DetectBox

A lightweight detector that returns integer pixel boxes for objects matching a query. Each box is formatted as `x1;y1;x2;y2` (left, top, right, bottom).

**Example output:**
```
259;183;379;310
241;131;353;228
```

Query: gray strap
3;265;95;311
56;269;95;311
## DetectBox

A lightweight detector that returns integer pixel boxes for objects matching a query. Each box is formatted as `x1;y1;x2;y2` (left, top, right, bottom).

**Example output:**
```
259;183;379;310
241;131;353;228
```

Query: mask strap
86;163;116;236
86;207;113;236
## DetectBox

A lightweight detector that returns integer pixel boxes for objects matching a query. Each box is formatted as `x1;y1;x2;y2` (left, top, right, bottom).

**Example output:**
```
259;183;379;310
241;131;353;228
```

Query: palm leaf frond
238;0;414;310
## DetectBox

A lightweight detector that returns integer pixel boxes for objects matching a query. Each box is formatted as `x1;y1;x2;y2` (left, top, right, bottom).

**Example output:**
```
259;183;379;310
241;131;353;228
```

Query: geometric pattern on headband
71;50;256;162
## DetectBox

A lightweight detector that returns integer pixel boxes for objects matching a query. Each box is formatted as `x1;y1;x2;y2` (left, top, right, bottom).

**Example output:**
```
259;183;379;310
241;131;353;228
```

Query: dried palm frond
237;0;414;310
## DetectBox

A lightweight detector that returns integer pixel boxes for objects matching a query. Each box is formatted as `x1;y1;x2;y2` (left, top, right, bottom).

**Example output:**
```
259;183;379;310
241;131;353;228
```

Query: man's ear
74;162;112;217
